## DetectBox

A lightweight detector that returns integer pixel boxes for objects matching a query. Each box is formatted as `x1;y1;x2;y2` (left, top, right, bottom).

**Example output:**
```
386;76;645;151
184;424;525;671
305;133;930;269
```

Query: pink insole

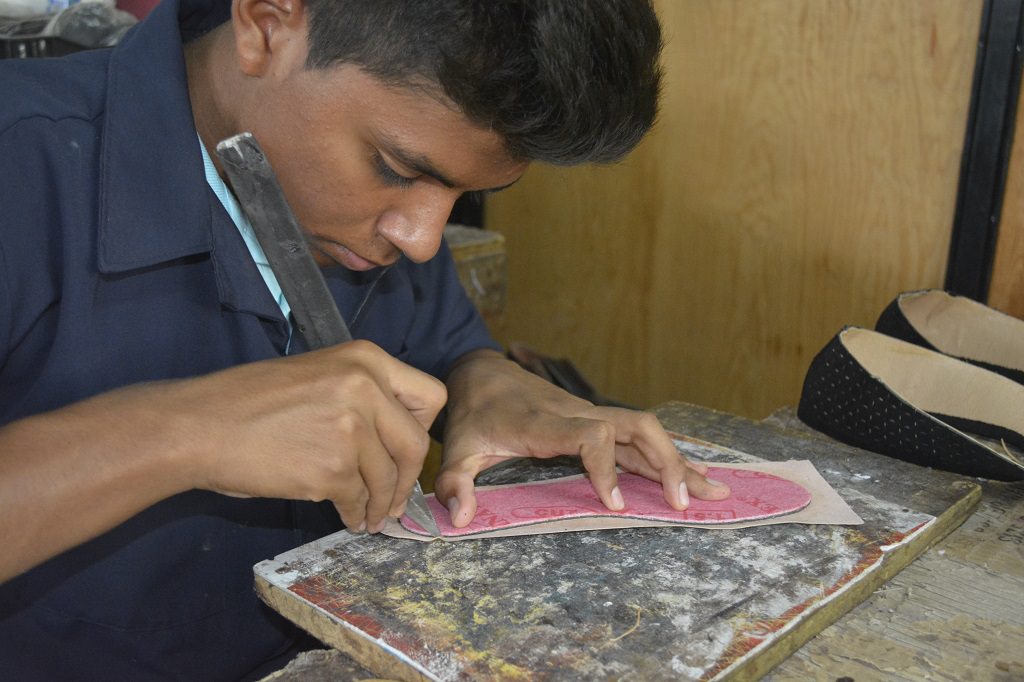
401;467;812;537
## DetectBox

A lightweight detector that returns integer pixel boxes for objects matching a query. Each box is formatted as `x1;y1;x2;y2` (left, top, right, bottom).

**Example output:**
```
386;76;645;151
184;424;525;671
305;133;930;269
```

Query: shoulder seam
0;111;103;139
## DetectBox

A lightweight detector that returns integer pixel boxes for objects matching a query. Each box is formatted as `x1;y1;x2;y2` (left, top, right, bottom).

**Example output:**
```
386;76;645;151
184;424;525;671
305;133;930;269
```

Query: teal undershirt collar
197;136;293;347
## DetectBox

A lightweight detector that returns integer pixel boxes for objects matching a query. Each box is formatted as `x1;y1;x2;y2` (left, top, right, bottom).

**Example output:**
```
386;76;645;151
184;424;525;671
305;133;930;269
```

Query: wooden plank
759;408;1024;680
444;224;506;321
254;403;979;681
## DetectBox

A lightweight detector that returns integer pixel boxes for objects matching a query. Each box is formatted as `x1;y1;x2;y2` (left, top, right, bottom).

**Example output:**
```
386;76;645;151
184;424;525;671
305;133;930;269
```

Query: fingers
572;418;624;511
432;351;731;530
592;407;730;508
322;415;404;534
684;465;731;501
360;442;400;533
179;341;444;535
316;342;442;532
330;436;385;533
337;388;433;533
346;343;447;528
433;466;478;528
373;392;432;519
592;408;688;510
510;413;624;512
357;342;447;431
687;458;710;475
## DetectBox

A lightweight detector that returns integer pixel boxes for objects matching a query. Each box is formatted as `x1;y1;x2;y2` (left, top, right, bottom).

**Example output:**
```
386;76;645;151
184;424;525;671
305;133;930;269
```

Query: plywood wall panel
487;0;983;418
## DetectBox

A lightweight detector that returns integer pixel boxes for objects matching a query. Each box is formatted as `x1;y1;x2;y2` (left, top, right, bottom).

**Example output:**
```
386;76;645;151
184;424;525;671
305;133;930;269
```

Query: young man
0;0;730;677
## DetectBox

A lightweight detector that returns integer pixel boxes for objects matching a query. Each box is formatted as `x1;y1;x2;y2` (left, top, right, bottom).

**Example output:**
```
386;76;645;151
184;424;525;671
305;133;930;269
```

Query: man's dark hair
303;0;663;165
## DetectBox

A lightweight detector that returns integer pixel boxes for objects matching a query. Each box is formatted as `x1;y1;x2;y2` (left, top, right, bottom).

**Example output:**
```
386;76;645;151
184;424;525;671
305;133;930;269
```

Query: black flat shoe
875;289;1024;385
798;327;1024;481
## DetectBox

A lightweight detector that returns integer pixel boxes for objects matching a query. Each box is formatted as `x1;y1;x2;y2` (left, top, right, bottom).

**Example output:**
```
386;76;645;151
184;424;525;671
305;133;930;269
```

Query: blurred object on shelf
115;0;156;20
46;0;135;47
0;0;47;18
0;13;78;57
1;0;135;58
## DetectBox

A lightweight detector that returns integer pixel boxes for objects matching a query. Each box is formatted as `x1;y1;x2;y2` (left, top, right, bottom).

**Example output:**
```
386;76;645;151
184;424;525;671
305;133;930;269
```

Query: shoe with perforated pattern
798;327;1024;481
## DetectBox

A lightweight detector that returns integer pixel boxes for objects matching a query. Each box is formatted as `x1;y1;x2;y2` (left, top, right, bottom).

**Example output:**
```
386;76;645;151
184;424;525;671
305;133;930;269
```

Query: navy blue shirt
0;0;497;678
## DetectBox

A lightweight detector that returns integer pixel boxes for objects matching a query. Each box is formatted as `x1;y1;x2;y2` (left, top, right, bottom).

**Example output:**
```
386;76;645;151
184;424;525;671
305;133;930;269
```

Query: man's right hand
0;340;445;582
165;340;447;533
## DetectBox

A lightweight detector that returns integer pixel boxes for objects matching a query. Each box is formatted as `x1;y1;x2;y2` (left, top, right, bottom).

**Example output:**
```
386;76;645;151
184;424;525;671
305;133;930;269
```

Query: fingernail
707;478;726;487
678;483;690;508
448;497;461;523
370;520;386;534
610;486;625;510
355;521;366;533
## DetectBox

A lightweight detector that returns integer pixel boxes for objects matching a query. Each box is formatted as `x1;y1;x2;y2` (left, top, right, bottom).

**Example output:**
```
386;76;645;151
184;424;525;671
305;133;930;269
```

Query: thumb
433;469;478;529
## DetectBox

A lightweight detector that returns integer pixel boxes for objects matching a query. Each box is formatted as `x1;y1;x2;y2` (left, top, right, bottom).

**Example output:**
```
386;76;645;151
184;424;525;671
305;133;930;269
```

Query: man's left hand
434;350;731;528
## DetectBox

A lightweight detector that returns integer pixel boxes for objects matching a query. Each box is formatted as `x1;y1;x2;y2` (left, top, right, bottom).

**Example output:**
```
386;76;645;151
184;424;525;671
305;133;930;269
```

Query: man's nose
378;188;459;263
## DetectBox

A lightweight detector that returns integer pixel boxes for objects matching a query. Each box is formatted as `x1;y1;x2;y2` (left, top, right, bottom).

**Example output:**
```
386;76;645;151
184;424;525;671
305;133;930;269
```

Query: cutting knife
214;132;442;538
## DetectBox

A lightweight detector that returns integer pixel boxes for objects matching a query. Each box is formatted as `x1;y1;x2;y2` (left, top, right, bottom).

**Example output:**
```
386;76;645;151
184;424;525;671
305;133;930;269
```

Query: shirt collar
97;0;229;274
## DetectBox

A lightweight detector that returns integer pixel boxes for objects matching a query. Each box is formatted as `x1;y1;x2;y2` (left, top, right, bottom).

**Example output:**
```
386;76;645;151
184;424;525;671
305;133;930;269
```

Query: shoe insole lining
844;328;1024;439
900;291;1024;372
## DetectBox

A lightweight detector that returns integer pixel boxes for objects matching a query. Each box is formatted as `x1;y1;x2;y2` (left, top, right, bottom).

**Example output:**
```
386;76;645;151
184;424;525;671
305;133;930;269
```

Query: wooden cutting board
254;402;980;681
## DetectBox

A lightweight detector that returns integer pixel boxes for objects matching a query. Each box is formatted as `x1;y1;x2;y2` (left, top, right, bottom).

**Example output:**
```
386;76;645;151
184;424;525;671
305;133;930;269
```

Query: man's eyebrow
383;140;458;189
380;136;522;194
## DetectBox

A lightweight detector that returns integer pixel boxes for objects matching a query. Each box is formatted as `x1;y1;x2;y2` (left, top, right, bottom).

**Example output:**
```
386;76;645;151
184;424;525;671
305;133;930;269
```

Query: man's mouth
312;239;396;271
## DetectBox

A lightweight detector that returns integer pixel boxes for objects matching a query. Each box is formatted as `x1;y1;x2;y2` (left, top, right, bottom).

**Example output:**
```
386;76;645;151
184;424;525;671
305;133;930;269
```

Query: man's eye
374;153;415;188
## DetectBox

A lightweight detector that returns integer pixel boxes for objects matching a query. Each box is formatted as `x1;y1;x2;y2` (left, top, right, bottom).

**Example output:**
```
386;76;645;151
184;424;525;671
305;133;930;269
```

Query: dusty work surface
758;409;1024;682
255;402;981;681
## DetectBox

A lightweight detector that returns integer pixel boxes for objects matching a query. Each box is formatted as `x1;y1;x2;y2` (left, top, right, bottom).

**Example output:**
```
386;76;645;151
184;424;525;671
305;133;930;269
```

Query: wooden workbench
259;402;1023;681
757;409;1024;681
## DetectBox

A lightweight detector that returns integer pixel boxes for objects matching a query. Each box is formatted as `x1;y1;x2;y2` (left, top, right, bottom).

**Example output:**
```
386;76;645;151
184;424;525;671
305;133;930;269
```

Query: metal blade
404;481;442;537
214;132;439;537
215;132;352;348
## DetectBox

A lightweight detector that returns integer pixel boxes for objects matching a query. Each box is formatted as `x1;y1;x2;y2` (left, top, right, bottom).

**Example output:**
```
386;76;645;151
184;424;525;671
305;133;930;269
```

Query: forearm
0;386;191;583
0;343;450;580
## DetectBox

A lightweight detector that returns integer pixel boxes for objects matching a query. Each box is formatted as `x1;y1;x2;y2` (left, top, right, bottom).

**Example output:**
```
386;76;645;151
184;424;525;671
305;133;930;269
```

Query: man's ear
232;0;307;77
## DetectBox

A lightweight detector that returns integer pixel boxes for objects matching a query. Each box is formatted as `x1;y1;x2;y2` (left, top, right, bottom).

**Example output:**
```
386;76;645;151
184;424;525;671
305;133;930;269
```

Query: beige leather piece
898;290;1024;371
843;328;1024;440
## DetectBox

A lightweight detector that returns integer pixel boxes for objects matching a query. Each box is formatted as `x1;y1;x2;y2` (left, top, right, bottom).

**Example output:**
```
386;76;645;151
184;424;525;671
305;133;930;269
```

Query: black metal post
945;0;1024;300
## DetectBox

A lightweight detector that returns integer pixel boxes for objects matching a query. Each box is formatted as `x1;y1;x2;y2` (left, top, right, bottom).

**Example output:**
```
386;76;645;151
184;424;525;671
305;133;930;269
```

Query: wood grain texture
989;88;1024;320
486;0;983;418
